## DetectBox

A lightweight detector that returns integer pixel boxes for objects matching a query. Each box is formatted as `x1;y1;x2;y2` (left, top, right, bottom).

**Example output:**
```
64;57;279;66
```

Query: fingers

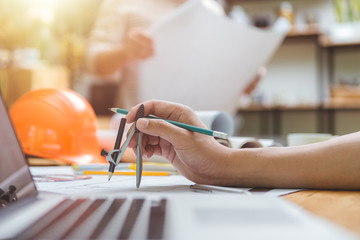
128;130;170;159
128;132;160;155
126;100;175;122
135;118;191;149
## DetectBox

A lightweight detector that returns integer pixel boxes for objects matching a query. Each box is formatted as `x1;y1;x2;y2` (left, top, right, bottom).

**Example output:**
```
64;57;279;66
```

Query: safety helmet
10;88;106;164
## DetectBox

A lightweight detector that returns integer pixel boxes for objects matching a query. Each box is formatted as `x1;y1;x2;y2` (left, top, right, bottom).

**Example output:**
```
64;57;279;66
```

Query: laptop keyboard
16;197;167;240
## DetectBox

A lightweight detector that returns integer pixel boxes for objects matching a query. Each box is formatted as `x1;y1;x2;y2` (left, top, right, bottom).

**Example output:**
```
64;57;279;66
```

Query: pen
83;170;171;176
109;108;228;140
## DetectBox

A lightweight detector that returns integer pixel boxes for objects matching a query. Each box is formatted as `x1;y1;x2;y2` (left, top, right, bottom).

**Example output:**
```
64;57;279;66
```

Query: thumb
136;118;190;145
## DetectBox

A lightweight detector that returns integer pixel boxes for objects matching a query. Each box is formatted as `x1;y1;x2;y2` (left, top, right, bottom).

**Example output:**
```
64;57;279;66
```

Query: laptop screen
0;93;37;208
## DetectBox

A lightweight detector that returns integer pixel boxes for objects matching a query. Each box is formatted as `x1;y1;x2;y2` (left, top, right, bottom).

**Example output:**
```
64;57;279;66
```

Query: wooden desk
284;190;360;237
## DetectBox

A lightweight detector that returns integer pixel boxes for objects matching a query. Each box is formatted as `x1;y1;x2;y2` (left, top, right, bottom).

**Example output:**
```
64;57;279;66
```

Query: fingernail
136;118;149;130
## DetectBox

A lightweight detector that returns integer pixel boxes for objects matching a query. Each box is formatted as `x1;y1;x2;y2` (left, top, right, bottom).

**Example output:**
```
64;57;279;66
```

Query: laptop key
89;198;125;239
33;198;87;239
60;198;106;239
147;199;167;240
16;199;74;239
118;198;145;239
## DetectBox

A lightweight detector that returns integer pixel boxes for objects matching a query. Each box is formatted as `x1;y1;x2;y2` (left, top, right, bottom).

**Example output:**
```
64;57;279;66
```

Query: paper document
139;0;290;115
30;166;300;197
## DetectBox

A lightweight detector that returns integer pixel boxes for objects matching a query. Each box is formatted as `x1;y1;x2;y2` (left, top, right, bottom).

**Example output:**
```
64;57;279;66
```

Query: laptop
0;92;356;240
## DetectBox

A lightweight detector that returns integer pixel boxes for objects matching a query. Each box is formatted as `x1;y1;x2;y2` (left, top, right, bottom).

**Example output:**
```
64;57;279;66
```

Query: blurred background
1;0;360;138
0;0;100;106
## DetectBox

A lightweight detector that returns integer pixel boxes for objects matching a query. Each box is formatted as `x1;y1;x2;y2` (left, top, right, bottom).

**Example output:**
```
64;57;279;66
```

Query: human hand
122;29;154;61
242;67;266;95
125;100;232;184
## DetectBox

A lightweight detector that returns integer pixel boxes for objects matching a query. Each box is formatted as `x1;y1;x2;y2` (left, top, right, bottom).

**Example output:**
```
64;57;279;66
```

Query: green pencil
109;108;228;140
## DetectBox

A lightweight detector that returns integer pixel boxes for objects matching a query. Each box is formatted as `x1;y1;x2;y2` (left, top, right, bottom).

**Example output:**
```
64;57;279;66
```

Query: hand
125;100;232;184
122;29;154;61
242;67;266;95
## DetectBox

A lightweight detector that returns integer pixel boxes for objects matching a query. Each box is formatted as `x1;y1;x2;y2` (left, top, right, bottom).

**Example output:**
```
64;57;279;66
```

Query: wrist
216;148;261;187
205;145;246;186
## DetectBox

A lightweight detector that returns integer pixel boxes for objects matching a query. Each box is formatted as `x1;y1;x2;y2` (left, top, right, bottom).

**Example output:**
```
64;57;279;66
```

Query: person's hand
242;67;266;95
122;29;154;61
125;100;232;184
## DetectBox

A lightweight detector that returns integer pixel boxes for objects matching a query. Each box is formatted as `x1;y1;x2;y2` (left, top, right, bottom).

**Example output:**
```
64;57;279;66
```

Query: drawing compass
101;104;145;188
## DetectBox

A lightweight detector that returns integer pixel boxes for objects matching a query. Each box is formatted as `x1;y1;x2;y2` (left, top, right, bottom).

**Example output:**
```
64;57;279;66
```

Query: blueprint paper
139;0;289;115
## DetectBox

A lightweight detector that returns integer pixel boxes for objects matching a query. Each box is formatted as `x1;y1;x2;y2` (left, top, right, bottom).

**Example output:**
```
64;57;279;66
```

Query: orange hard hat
9;88;106;164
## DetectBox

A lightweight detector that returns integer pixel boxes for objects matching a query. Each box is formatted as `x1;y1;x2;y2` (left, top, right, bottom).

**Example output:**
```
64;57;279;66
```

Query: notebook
0;92;356;240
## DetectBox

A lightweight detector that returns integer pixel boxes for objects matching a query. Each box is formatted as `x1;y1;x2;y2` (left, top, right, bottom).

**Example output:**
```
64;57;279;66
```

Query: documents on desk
23;166;357;240
31;166;296;196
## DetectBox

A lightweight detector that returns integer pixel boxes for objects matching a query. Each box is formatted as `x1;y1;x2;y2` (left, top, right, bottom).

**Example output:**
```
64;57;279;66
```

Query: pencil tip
108;172;113;181
108;108;117;113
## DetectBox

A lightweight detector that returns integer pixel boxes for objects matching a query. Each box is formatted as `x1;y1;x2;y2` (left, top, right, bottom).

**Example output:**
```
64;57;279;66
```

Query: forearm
94;46;128;76
223;132;360;189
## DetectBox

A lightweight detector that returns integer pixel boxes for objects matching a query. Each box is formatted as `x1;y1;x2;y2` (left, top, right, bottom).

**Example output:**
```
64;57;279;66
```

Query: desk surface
284;190;360;237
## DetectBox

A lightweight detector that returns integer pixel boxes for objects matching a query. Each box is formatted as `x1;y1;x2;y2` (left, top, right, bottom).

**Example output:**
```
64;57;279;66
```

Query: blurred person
126;100;360;190
85;0;225;110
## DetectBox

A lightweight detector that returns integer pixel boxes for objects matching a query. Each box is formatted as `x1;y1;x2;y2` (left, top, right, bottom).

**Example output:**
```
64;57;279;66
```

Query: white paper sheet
139;0;290;115
30;166;299;197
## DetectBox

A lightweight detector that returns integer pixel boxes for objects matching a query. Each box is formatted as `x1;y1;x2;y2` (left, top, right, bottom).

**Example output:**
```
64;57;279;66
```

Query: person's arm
126;100;360;189
225;134;360;189
94;29;154;76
